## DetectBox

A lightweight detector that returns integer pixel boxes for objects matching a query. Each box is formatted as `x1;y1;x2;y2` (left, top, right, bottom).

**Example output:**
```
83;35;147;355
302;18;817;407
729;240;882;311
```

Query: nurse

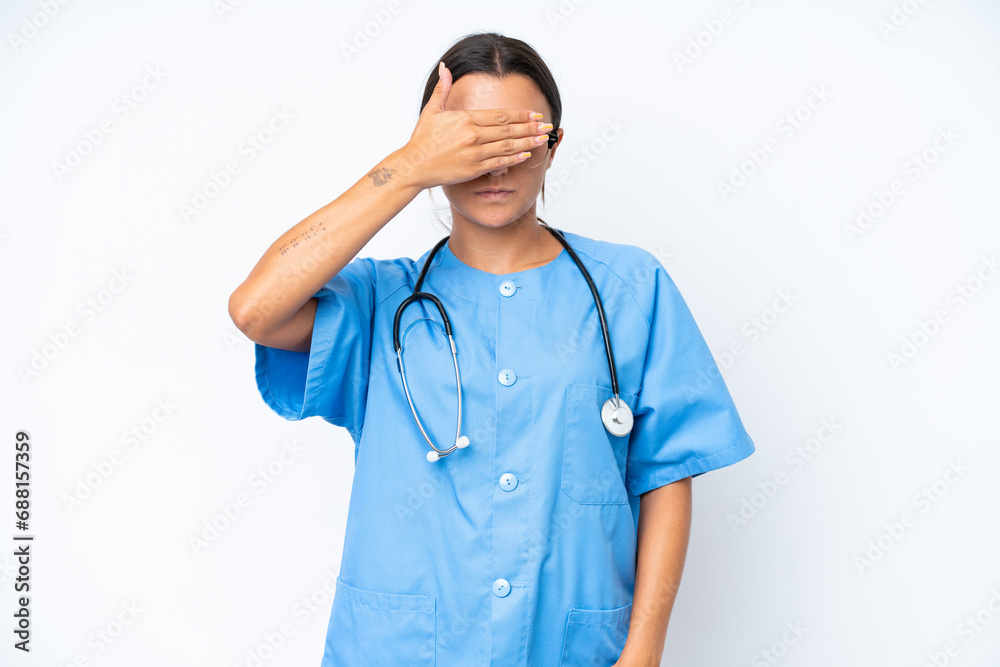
229;31;755;667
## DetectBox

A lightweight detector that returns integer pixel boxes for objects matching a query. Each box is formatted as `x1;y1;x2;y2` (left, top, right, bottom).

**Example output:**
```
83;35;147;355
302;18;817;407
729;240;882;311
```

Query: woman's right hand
397;61;549;190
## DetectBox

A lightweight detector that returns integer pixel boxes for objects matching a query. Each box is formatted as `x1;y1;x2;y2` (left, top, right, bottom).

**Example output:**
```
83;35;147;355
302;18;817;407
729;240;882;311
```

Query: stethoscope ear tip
456;436;470;448
427;450;440;463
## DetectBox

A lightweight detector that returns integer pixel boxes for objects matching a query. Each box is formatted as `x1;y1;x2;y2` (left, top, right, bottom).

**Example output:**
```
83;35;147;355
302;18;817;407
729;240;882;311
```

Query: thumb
429;61;452;112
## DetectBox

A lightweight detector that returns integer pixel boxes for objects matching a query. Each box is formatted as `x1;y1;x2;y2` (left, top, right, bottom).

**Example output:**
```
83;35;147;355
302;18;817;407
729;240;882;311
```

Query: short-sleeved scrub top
254;228;755;666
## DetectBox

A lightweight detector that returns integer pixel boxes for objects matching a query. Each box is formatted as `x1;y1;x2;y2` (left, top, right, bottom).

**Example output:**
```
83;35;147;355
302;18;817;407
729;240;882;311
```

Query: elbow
229;288;261;340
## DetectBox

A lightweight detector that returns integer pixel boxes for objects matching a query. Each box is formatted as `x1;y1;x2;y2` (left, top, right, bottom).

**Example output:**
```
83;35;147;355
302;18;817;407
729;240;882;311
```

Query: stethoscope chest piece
601;397;633;437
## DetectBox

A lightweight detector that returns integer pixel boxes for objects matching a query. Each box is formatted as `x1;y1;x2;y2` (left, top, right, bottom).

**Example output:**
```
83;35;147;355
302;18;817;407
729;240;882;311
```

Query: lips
476;190;513;201
475;189;512;194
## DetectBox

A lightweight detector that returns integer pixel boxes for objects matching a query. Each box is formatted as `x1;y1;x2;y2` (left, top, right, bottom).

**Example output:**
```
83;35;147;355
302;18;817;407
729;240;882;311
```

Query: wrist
387;145;430;192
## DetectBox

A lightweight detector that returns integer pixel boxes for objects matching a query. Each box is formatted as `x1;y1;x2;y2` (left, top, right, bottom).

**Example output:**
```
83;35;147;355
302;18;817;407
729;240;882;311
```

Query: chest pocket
561;383;638;505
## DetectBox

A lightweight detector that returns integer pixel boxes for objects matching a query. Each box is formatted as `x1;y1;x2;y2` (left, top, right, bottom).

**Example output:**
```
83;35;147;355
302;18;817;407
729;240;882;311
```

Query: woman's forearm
617;476;693;667
228;146;424;346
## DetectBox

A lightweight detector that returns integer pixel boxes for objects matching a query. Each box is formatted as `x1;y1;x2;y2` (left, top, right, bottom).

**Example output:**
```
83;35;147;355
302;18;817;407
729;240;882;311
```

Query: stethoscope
393;221;633;462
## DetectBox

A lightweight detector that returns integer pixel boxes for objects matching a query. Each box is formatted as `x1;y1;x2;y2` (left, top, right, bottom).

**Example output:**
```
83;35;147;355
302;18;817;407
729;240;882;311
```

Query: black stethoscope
393;221;633;462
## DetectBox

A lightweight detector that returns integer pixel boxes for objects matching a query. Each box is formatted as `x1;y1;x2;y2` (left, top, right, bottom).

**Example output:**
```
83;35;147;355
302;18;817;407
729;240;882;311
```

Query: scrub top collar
418;229;577;305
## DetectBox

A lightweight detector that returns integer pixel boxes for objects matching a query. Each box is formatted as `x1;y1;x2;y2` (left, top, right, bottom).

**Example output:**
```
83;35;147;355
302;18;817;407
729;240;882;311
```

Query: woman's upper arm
252;256;379;436
247;297;319;353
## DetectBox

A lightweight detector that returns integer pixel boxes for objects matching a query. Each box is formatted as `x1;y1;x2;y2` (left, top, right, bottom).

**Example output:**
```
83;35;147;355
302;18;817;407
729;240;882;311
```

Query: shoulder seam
375;282;409;311
572;244;653;334
360;256;412;312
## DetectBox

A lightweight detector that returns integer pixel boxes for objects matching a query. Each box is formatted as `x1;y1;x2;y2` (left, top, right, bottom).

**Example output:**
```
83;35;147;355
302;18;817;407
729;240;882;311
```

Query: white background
2;0;999;665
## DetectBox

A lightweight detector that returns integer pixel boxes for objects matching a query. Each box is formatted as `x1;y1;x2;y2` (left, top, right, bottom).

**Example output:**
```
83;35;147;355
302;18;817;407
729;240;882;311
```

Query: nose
487;164;509;177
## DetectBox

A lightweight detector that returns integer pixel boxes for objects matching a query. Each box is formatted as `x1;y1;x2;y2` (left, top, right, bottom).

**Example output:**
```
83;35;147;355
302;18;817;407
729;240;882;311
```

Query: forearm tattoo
276;165;393;256
278;221;328;256
367;167;395;186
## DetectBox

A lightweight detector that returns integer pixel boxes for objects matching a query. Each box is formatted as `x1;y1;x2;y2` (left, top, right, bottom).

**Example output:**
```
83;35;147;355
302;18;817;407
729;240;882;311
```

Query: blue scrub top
254;228;755;666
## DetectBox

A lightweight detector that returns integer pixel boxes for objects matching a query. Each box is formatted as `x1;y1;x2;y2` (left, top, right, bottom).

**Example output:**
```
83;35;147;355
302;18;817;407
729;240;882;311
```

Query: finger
478;132;551;163
478;150;532;173
478;120;552;146
428;61;452;112
466;107;546;128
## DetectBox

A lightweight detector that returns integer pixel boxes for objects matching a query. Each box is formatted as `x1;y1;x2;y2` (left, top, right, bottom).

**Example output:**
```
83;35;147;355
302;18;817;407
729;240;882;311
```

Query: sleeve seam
627;431;754;495
257;346;300;419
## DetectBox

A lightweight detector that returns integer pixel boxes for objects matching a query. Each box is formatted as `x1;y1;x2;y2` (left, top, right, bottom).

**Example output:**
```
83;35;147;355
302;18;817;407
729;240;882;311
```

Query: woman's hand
396;61;549;190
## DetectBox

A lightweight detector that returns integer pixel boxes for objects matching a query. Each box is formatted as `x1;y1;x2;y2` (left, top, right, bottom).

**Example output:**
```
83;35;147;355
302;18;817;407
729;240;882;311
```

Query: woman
229;31;755;667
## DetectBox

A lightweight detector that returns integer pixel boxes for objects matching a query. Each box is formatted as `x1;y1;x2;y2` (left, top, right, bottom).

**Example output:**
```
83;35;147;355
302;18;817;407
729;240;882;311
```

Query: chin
445;188;538;229
470;215;518;229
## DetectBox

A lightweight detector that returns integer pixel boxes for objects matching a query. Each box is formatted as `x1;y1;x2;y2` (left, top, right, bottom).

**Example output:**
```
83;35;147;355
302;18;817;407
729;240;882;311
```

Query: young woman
229;31;755;667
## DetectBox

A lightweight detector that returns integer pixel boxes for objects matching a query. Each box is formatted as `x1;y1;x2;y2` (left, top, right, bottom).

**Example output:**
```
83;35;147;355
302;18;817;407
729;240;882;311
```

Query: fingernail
529;112;543;120
439;61;445;77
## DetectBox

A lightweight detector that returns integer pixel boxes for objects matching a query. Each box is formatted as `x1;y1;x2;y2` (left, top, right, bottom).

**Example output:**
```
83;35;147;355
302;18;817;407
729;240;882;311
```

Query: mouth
475;188;513;200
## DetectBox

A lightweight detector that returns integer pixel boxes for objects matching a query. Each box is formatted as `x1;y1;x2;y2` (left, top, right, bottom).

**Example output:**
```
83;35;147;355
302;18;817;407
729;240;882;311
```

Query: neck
447;209;561;275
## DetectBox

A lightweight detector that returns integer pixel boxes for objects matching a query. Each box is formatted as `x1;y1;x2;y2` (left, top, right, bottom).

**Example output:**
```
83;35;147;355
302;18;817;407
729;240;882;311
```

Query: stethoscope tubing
396;337;464;457
541;222;621;400
392;222;627;458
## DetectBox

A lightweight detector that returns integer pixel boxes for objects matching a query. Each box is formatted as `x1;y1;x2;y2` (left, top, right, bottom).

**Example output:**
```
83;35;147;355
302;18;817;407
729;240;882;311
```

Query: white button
493;578;510;597
498;369;516;386
499;280;516;297
499;473;518;491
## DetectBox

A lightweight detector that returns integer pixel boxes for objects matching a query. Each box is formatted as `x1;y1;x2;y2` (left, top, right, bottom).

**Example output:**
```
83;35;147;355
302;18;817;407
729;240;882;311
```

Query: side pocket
322;577;435;666
562;383;638;505
558;603;632;666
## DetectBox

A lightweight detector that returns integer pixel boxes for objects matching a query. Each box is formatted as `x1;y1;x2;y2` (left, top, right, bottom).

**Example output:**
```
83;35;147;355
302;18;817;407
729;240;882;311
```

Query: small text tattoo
368;167;395;186
278;221;328;255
